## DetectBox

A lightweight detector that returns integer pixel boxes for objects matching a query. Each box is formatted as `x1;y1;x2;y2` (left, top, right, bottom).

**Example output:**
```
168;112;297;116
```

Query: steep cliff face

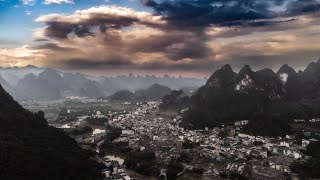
276;64;302;100
0;85;104;179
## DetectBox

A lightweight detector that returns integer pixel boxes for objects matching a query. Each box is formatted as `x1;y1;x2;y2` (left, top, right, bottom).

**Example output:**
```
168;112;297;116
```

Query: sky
1;0;320;77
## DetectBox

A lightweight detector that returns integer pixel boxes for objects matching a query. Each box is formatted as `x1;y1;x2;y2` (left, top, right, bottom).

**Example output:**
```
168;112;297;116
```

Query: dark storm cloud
142;0;320;28
45;22;75;39
36;6;164;39
142;0;279;28
43;21;110;39
286;0;320;16
40;0;320;40
243;19;297;27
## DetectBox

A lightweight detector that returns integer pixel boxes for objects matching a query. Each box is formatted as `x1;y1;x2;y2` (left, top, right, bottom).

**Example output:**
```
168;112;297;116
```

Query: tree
243;113;292;137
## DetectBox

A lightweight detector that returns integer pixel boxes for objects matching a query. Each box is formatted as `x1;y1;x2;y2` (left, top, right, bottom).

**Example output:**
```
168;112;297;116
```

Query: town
49;99;319;180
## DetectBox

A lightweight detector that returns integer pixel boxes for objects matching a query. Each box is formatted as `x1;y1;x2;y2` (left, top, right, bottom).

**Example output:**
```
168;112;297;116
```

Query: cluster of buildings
294;118;320;123
95;156;132;180
49;99;318;179
103;101;318;179
76;131;106;144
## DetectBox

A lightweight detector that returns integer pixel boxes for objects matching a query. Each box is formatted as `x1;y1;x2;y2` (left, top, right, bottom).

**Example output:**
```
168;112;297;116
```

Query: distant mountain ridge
0;74;13;94
183;59;320;129
0;65;45;87
0;66;205;100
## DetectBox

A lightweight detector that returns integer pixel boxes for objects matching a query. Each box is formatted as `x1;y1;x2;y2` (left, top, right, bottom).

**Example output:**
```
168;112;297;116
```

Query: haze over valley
0;65;205;101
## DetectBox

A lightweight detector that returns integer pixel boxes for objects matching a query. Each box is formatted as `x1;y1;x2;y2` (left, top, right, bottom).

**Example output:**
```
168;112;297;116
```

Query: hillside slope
0;85;103;179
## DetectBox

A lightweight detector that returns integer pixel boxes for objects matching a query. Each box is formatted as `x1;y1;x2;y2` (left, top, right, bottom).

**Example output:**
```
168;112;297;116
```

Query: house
102;169;111;178
280;141;290;148
235;120;249;126
122;129;134;135
301;139;310;147
160;168;167;180
293;152;302;159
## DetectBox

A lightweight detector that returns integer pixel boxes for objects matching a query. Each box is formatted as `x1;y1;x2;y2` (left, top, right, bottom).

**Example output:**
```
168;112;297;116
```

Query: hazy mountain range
183;59;320;129
0;66;206;100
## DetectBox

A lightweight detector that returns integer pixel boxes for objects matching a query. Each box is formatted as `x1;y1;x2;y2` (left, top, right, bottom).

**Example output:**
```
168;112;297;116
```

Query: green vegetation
243;113;292;137
105;125;122;142
182;139;200;149
124;150;158;176
85;117;108;126
100;141;131;154
166;163;184;180
158;109;180;119
64;126;93;136
160;90;190;110
100;125;130;153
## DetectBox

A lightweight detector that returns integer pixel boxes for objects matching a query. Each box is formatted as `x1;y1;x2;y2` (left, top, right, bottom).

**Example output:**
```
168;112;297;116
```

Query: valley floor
22;98;319;179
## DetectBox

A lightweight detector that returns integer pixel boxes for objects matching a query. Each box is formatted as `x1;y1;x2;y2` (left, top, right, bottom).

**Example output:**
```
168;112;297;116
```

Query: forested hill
183;60;320;130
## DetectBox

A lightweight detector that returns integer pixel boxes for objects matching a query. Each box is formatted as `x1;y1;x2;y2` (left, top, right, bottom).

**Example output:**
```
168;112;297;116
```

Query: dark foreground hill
183;60;320;130
0;85;104;179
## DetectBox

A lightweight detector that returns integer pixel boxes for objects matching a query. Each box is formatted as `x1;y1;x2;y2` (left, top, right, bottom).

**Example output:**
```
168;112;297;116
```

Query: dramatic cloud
31;5;214;74
143;0;276;28
35;6;165;39
143;0;320;28
2;1;320;76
